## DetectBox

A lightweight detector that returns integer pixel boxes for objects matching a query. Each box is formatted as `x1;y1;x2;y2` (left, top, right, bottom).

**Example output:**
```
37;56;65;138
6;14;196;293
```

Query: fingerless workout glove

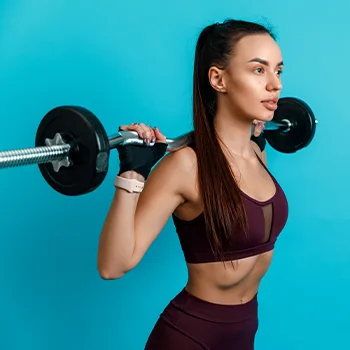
117;142;168;179
250;134;266;152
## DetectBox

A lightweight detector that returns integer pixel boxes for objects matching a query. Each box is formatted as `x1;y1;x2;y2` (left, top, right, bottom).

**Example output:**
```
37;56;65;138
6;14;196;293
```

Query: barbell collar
264;119;290;131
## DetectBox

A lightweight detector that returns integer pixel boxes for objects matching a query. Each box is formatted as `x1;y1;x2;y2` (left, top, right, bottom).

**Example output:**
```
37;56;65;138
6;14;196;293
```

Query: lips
261;97;278;111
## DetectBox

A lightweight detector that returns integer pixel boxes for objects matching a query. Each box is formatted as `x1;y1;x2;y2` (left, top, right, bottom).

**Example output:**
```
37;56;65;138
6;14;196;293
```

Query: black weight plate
35;106;110;196
264;97;316;153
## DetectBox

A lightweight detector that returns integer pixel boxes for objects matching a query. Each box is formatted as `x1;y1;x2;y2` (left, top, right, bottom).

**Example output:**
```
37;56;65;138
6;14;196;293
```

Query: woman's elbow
97;264;129;280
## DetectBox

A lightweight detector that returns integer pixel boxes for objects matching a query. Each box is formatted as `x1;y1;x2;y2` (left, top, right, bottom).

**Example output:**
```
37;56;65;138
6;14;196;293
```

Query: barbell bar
0;119;290;170
0;97;317;196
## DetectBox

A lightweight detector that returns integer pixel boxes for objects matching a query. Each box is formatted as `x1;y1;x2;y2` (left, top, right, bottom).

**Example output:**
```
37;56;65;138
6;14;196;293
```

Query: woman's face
210;33;283;122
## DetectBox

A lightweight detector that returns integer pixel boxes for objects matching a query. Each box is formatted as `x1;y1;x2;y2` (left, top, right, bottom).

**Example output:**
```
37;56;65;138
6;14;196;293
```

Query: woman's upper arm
129;147;195;270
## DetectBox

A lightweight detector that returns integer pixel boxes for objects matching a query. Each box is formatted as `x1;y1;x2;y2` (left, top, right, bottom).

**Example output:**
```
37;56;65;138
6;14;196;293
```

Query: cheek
228;77;263;102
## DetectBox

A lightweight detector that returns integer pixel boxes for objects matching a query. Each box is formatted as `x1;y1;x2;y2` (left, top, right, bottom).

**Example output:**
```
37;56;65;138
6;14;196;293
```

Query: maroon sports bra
172;152;289;263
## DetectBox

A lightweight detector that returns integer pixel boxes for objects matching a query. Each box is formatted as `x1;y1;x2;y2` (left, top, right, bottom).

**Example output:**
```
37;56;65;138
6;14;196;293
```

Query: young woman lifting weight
97;19;288;350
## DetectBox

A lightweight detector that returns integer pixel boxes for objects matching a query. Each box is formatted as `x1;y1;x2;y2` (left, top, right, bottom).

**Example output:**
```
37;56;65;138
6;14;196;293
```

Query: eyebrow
248;57;284;67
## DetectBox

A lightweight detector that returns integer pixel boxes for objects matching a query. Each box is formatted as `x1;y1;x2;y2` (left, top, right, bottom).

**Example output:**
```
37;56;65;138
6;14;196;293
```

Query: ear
208;66;226;93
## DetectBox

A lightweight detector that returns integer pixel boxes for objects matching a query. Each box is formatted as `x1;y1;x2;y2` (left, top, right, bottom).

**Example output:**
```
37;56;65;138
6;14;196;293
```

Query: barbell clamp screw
45;133;71;172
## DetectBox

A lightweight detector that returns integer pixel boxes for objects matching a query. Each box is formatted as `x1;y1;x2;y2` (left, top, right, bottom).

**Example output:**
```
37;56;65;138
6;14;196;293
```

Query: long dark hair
192;19;276;262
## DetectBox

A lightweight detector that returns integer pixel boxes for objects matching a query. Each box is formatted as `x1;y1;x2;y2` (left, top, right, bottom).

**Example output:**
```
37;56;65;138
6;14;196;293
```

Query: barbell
0;97;317;196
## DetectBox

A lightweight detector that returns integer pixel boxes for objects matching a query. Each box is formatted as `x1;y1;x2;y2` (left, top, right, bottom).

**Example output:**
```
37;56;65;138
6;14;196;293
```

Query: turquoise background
0;0;347;349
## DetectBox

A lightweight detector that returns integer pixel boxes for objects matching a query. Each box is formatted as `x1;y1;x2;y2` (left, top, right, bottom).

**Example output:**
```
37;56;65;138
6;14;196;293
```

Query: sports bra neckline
173;152;279;224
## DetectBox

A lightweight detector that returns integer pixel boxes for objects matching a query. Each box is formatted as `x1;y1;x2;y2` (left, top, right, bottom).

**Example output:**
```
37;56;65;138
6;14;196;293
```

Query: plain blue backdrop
0;0;347;349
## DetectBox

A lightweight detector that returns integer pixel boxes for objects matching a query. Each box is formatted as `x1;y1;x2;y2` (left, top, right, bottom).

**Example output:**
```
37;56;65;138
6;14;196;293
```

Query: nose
266;72;282;92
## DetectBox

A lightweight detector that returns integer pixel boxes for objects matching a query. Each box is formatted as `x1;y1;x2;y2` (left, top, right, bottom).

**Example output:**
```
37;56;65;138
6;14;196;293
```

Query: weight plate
35;106;110;196
264;97;317;153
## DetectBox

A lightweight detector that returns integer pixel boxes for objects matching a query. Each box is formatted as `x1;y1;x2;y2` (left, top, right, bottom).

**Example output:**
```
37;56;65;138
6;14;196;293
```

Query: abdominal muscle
185;249;274;305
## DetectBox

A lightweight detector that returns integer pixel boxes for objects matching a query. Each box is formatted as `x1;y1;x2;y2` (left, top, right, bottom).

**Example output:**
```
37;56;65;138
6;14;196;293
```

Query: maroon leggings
145;288;258;350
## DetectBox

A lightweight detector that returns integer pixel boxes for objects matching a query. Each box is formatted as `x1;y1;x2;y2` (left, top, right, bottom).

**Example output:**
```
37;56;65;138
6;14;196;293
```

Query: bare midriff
185;249;274;305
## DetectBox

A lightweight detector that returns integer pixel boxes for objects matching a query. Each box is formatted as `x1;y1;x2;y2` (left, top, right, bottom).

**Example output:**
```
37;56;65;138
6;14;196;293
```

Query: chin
259;110;275;122
251;112;274;122
265;113;275;121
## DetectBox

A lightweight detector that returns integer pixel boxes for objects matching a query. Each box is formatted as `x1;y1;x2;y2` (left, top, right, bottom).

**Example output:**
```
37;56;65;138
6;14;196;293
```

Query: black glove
250;133;266;152
117;142;168;179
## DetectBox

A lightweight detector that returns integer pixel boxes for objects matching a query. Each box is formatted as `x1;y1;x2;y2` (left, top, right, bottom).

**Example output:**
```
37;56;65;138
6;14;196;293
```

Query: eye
254;67;264;74
276;69;283;76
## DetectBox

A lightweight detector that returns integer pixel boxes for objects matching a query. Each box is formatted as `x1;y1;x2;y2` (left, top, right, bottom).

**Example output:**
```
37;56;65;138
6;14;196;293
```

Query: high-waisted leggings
145;288;258;350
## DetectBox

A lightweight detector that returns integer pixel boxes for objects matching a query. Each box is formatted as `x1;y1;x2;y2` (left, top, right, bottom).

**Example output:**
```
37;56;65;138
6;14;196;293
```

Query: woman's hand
252;120;265;137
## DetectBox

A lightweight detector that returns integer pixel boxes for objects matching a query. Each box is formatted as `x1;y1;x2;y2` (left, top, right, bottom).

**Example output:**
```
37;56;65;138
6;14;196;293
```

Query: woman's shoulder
162;143;198;173
150;144;198;201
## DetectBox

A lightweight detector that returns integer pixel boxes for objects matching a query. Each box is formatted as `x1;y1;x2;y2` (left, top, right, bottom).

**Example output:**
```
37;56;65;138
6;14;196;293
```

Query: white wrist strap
114;175;144;193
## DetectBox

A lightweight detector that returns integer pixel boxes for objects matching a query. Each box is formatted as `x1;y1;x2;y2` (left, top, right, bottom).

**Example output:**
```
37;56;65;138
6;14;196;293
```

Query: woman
97;19;288;350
